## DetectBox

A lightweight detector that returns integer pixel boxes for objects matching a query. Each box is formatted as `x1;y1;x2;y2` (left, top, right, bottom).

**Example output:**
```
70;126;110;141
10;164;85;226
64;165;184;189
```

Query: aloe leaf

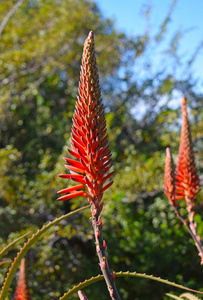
0;205;89;300
59;272;203;300
0;231;32;260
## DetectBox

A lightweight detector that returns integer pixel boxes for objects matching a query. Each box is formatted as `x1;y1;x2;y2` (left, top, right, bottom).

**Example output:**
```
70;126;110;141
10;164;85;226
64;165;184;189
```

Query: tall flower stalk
58;31;120;300
164;97;203;264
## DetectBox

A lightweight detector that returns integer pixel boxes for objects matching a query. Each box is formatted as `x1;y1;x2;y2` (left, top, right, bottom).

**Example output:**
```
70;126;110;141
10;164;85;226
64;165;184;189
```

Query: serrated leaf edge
59;271;203;300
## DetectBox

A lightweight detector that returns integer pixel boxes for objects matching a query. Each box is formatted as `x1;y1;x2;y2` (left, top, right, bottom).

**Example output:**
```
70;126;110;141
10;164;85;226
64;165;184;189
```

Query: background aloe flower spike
14;259;31;300
164;97;203;265
58;31;120;300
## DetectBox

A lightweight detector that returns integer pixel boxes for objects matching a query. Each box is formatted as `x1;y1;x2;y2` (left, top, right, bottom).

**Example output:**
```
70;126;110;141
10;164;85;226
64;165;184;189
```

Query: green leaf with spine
59;272;203;300
0;205;89;300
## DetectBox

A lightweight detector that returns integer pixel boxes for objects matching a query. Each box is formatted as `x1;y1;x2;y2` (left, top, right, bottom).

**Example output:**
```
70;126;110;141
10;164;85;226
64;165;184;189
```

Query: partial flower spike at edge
14;259;31;300
58;31;120;300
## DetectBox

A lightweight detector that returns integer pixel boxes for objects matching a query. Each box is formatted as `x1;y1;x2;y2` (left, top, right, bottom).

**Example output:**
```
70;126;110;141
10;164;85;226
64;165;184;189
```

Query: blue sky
95;0;203;81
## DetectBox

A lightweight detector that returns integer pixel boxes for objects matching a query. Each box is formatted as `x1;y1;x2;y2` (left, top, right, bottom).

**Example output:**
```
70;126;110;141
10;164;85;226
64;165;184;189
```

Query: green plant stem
186;196;203;265
91;203;121;300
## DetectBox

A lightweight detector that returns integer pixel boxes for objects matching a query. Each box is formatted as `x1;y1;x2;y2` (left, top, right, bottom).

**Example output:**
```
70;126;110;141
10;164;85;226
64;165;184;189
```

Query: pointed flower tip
181;96;187;106
78;290;88;300
88;30;94;39
165;147;173;165
166;147;171;157
181;96;187;115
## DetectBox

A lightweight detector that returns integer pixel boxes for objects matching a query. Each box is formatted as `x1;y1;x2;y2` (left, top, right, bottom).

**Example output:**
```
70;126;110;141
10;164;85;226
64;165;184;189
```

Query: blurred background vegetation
0;0;202;299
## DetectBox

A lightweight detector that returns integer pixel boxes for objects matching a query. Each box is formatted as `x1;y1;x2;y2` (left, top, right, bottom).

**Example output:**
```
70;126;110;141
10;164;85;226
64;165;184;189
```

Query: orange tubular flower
58;31;114;208
14;259;31;300
175;97;200;209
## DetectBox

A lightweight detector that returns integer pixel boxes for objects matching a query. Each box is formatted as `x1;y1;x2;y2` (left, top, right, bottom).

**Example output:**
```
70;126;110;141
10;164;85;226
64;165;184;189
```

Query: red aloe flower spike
78;290;88;300
14;259;31;300
175;97;203;264
58;31;120;299
164;147;201;253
